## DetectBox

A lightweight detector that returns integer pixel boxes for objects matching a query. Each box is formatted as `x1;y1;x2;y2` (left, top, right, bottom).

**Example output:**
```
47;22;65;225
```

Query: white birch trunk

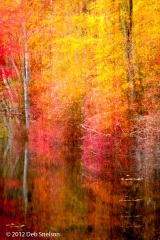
23;141;28;215
22;23;30;130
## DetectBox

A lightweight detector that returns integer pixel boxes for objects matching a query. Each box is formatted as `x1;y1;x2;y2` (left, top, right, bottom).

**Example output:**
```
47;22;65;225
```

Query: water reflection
0;131;160;239
23;142;28;216
0;138;27;238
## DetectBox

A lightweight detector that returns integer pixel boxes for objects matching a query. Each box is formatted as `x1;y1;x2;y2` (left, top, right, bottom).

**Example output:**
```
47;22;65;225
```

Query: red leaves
0;46;6;65
5;179;22;190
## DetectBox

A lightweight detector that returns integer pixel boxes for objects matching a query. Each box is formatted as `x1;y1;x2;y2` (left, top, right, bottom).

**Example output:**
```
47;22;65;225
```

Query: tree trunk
121;0;135;105
22;22;30;130
127;0;135;104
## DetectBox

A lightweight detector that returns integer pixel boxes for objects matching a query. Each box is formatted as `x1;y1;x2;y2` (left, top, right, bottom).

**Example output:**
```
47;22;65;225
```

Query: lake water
0;129;160;240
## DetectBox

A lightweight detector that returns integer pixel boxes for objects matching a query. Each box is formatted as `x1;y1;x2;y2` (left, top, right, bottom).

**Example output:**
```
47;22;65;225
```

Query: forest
0;0;160;239
0;0;160;139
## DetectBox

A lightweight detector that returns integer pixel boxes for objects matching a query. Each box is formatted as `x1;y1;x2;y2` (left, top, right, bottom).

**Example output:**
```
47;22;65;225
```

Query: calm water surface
0;132;160;240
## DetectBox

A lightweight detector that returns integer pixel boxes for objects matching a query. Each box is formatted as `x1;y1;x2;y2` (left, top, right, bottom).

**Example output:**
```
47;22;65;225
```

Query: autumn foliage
0;0;159;165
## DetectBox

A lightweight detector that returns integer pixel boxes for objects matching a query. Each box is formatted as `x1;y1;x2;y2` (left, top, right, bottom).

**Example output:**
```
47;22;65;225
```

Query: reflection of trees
25;154;87;238
0;122;159;239
133;112;160;178
118;112;160;239
0;135;29;231
119;177;144;239
23;141;28;216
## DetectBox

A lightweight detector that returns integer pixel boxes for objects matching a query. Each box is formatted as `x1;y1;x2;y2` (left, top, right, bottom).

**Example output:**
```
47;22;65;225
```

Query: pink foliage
82;129;114;174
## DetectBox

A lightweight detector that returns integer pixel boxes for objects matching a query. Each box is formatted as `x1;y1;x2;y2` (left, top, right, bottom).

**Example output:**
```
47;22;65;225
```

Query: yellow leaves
134;0;144;12
25;0;160;129
72;13;107;38
87;0;112;15
122;82;134;91
133;0;160;87
41;54;51;66
135;80;141;86
28;33;40;46
0;0;21;10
